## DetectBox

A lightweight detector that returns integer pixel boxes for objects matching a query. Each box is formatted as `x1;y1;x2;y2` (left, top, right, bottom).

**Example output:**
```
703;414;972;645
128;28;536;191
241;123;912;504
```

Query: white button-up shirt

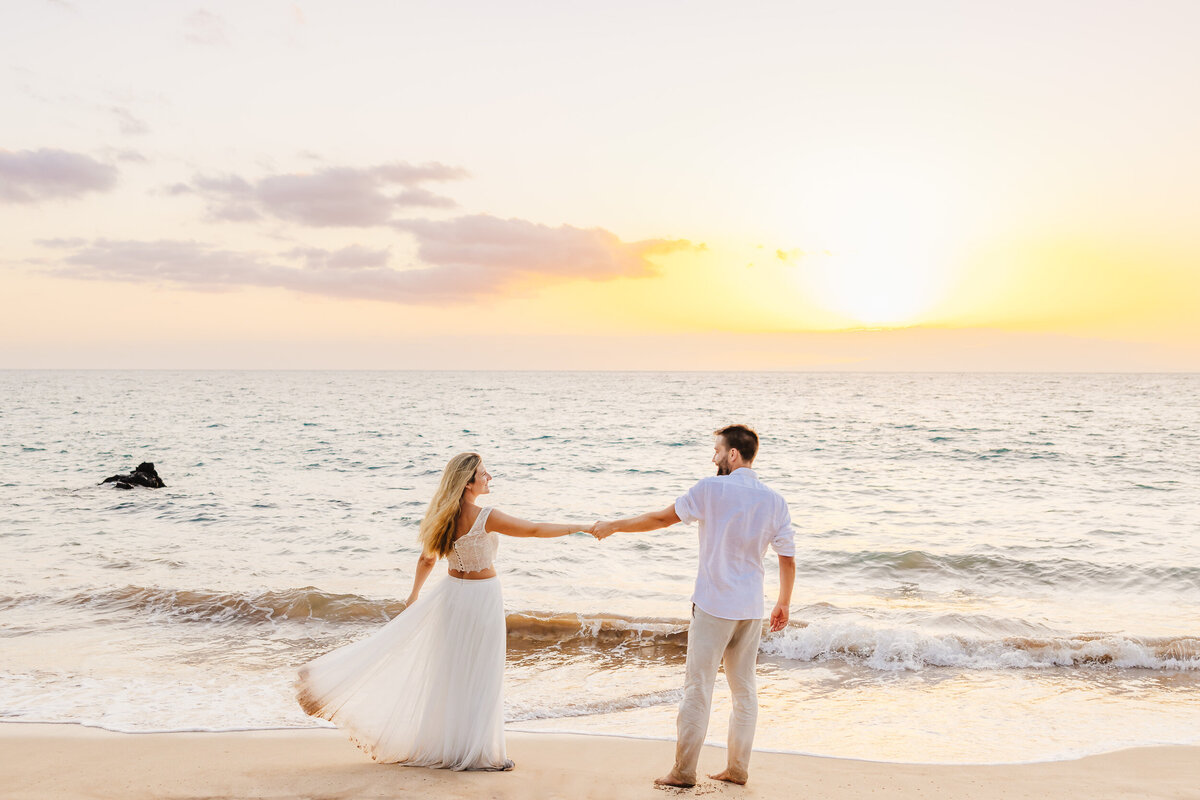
674;467;795;620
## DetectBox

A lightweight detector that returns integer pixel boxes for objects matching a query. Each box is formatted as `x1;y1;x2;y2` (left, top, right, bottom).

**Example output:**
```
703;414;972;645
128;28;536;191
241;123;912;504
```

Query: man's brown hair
714;424;759;463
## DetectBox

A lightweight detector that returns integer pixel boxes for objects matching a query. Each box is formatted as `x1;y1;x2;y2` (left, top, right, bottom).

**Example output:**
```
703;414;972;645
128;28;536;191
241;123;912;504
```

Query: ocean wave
760;623;1200;671
53;585;407;624
504;611;688;648
808;549;1200;590
36;586;691;642
16;586;1200;672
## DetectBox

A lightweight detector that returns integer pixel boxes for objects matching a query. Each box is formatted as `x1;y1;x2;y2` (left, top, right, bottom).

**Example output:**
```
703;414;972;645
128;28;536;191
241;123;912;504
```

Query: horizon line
3;368;1198;375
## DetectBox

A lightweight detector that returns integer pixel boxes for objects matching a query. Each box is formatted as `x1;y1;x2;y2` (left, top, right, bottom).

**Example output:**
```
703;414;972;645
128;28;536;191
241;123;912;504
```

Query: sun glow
793;155;959;326
811;244;944;326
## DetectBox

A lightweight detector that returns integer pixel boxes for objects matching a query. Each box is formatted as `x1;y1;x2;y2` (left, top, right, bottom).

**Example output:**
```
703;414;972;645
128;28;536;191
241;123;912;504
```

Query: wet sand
3;723;1198;800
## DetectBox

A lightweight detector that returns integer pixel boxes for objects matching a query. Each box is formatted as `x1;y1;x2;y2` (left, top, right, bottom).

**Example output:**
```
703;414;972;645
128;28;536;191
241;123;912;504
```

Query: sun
789;152;959;327
811;242;946;327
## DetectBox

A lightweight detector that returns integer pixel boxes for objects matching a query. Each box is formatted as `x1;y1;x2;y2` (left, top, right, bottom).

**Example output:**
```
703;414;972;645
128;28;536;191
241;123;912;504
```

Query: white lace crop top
449;507;499;573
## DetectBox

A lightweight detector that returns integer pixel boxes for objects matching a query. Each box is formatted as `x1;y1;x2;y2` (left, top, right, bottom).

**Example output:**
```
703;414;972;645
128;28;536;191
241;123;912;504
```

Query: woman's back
450;506;498;574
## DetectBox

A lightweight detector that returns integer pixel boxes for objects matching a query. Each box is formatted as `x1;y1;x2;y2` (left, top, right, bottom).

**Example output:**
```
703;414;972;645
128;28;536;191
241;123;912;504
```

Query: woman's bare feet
653;771;696;788
708;769;747;785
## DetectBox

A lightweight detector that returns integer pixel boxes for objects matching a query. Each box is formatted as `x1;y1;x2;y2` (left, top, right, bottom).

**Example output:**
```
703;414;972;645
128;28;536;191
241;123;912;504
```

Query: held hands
769;601;789;632
589;520;620;540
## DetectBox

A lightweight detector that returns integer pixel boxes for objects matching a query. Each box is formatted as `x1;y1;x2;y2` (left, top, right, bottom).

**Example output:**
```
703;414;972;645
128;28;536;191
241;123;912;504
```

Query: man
591;424;795;787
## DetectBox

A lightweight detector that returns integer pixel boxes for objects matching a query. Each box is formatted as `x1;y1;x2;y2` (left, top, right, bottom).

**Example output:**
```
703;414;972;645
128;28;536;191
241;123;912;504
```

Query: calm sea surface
1;371;1198;763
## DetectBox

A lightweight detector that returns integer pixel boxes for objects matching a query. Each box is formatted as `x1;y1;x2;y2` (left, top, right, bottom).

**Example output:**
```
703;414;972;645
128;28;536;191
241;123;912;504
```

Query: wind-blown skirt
296;575;507;770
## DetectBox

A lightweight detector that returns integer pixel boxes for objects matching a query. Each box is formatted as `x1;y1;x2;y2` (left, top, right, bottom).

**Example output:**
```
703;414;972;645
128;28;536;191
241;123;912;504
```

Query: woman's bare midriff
448;567;497;580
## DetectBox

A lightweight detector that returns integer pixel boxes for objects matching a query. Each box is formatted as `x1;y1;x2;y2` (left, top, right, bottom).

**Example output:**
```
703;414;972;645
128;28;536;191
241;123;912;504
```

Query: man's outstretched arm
591;504;681;539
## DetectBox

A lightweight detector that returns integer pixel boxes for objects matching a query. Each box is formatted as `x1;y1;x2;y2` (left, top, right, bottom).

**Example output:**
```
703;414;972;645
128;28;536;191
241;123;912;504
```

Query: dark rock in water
101;461;166;489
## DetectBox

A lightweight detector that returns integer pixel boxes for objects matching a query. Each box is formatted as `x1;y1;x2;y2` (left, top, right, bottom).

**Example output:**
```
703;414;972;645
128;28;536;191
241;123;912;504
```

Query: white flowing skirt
296;576;507;770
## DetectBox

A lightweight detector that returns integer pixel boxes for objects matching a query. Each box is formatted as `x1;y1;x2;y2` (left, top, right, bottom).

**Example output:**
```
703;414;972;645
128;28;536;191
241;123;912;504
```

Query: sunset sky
2;1;1198;369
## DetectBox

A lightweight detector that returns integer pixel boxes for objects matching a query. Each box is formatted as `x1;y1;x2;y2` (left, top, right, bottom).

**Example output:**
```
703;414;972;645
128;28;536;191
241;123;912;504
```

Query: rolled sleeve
771;506;796;557
674;480;706;525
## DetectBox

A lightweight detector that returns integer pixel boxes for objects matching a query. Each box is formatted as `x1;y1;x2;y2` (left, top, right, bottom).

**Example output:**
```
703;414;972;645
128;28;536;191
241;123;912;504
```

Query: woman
295;452;584;771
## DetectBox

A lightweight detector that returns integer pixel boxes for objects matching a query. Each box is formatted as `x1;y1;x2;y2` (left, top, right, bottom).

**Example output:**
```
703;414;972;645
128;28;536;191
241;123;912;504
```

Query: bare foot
654;772;696;788
708;769;747;785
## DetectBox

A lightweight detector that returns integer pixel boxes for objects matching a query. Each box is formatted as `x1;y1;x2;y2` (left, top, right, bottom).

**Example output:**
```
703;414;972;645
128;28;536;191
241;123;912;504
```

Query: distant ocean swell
804;549;1200;590
14;585;1199;672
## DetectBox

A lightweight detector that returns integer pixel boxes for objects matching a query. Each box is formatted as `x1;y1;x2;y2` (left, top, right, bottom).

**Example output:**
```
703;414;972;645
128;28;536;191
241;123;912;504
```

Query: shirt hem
691;597;765;622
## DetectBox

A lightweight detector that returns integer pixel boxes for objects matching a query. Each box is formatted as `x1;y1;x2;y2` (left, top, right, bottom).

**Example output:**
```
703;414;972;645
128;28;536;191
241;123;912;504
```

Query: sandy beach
2;723;1197;800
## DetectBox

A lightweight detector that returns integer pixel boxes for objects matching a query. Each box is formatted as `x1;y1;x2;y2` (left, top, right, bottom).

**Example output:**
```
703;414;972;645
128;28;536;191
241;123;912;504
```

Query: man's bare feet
708;769;747;785
654;771;696;788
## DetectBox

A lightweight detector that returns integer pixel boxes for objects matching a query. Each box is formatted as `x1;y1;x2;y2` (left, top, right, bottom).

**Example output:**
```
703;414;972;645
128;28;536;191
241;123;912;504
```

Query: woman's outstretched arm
405;551;437;606
486;509;581;538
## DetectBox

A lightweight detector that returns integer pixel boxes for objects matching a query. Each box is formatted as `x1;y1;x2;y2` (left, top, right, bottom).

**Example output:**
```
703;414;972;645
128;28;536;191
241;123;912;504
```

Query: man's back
675;467;795;620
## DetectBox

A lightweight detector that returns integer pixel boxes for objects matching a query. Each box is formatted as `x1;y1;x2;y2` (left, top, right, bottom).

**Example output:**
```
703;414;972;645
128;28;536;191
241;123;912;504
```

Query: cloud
45;239;265;292
184;10;229;46
109;106;149;136
178;162;467;226
39;218;695;303
288;244;391;270
0;148;117;203
392;214;695;282
210;204;262;222
194;175;254;194
97;147;148;163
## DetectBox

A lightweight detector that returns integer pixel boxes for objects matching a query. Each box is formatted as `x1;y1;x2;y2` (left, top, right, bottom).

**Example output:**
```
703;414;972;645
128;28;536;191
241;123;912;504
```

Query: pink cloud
180;162;467;226
109;106;149;136
393;214;694;281
40;216;696;303
0;148;118;203
288;244;391;270
184;10;229;46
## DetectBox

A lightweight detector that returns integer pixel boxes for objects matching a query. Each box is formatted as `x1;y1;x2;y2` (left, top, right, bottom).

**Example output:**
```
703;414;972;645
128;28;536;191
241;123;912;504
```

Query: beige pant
673;605;762;783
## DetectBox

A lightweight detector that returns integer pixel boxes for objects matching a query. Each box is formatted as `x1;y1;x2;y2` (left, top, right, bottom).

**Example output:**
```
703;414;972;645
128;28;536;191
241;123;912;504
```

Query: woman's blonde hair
419;452;482;558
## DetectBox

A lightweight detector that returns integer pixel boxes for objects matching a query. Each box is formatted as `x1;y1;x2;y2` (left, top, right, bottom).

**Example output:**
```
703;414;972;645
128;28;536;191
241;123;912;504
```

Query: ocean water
1;370;1198;763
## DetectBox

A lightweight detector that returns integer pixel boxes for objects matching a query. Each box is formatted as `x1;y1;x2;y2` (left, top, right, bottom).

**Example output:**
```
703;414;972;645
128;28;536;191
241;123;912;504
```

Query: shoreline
4;723;1199;800
6;718;1199;767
